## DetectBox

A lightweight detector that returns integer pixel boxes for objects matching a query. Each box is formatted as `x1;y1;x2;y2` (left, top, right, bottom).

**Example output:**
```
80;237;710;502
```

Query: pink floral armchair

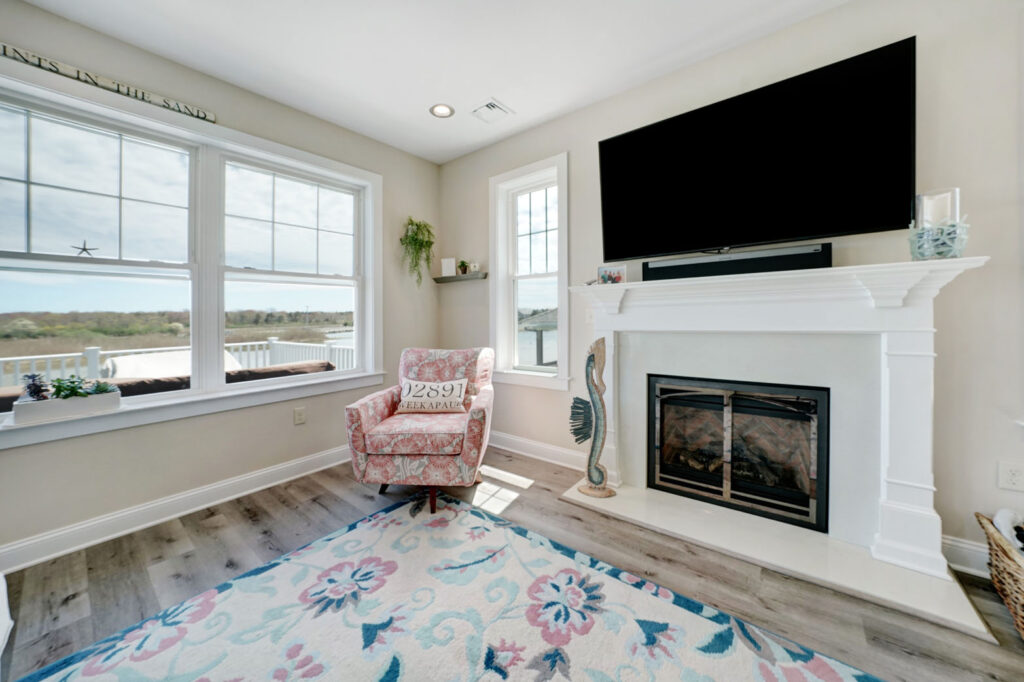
345;348;495;512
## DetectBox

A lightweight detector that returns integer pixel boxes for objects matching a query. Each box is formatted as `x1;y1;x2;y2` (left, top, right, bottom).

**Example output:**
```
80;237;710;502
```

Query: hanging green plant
400;216;436;285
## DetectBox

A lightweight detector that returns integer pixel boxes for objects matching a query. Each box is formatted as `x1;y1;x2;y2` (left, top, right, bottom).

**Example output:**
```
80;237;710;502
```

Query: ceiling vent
471;98;514;124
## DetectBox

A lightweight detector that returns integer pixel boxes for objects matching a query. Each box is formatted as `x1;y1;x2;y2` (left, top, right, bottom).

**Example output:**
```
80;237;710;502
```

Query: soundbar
642;243;832;281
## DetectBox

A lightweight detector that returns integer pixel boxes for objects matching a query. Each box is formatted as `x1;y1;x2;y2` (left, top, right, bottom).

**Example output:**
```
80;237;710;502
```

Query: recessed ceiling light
429;103;454;118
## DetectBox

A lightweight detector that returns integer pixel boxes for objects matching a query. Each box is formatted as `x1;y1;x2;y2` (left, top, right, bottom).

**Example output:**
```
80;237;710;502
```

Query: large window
222;163;358;381
0;89;380;435
0;103;193;397
489;153;568;389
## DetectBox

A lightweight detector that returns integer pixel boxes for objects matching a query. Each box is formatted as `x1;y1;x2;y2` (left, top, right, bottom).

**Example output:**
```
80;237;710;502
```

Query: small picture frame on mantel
597;264;627;284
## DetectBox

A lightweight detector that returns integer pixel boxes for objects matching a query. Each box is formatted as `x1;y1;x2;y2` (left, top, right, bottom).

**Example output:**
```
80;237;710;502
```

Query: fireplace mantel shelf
571;257;988;314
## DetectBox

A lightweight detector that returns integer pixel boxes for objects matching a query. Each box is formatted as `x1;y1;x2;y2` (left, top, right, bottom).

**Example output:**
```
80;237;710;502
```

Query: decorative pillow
396;378;468;413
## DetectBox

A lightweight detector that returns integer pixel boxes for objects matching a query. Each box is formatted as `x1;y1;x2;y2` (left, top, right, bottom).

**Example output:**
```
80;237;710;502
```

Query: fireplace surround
649;375;829;532
564;257;991;637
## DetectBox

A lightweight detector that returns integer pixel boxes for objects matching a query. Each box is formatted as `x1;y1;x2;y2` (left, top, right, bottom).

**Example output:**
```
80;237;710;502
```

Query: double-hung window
0;103;194;397
222;162;360;381
0;84;381;442
489;153;569;390
512;183;558;370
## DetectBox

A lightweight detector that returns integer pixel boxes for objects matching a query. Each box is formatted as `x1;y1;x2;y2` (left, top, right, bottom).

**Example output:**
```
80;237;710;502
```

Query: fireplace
562;260;989;633
648;375;829;532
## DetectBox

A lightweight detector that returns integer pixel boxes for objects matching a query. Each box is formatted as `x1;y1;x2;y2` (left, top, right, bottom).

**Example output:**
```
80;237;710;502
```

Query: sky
516;276;557;311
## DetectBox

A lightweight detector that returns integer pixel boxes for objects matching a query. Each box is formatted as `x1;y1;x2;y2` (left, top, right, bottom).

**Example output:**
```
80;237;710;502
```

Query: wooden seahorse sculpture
569;337;615;498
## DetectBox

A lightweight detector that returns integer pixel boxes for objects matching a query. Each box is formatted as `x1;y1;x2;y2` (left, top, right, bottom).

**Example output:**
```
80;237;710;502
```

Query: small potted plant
12;374;121;425
458;259;469;275
22;373;48;401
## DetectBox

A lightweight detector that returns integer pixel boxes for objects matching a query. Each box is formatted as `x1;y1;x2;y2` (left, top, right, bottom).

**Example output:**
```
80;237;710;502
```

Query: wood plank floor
3;448;1023;681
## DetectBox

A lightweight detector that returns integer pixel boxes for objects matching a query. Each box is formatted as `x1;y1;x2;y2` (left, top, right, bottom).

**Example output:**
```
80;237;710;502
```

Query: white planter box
12;390;121;425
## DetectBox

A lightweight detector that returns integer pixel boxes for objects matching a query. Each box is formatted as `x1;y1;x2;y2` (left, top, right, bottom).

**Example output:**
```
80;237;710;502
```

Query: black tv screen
599;37;915;262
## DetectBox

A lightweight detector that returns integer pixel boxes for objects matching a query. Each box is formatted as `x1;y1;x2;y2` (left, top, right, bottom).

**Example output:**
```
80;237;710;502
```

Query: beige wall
1;0;1021;551
438;0;1023;543
0;0;441;545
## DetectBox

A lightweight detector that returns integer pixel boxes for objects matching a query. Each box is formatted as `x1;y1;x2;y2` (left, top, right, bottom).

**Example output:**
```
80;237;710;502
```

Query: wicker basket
976;512;1024;640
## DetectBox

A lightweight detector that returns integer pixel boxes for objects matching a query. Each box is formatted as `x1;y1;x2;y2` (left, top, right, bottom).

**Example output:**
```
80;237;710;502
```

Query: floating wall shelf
432;272;488;284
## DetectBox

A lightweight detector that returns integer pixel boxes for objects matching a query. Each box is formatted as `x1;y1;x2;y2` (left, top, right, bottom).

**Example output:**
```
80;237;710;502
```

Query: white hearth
566;257;991;638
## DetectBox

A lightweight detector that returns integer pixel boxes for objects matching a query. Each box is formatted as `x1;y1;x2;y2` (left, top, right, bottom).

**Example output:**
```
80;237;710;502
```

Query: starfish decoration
70;240;98;257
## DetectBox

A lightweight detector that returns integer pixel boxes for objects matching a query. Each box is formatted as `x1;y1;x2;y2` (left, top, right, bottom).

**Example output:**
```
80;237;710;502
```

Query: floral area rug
21;493;882;681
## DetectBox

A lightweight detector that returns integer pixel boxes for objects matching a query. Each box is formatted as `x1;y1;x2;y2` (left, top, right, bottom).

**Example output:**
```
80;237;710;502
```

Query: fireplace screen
648;375;829;532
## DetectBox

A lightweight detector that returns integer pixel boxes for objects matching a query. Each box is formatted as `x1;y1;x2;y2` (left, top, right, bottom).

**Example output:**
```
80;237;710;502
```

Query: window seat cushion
0;360;337;415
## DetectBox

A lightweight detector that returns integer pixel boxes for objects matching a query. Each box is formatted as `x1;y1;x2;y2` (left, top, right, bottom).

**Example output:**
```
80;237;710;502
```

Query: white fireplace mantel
574;257;986;318
566;257;991;637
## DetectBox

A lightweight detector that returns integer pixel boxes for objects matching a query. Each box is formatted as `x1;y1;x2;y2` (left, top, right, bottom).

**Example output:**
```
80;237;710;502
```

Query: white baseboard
0;445;350;574
943;534;989;578
490;431;586;472
1;433;985;584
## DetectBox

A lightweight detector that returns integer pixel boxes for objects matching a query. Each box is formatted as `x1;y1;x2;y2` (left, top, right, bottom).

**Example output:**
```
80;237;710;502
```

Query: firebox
648;375;829;532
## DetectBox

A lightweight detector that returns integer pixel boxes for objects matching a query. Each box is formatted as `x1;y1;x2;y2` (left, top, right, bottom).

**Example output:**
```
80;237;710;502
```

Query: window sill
493;369;570;391
0;371;385;450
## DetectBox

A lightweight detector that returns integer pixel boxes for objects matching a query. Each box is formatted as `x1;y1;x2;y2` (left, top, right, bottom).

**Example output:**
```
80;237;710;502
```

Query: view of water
517;329;557;368
325;329;355;347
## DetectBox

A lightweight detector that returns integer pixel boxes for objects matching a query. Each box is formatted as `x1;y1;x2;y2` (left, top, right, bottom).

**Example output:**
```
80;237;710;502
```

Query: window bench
0;360;336;414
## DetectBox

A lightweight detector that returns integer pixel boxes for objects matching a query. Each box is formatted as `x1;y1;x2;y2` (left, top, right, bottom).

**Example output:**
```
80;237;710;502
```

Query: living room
0;0;1022;680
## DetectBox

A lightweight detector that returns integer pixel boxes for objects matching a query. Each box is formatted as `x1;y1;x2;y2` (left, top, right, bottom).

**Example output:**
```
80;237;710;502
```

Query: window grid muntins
513;184;558;277
0;104;190;263
0;92;376;425
224;162;356;277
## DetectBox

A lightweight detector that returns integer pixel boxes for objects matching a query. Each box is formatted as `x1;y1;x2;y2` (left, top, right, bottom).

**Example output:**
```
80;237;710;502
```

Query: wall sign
0;41;216;123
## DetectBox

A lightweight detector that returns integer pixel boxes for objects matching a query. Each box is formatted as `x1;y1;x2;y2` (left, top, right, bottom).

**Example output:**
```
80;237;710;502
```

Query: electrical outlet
293;406;307;426
998;461;1024;491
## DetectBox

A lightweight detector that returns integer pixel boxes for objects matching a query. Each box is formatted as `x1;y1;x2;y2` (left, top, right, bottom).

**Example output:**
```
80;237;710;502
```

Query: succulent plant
23;374;118;401
88;380;117;395
50;375;91;399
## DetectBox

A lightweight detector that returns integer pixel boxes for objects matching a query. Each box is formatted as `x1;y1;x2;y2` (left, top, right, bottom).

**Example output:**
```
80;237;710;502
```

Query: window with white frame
0;102;194;398
512;183;558;370
489;153;568;389
0;90;379;424
223;162;359;382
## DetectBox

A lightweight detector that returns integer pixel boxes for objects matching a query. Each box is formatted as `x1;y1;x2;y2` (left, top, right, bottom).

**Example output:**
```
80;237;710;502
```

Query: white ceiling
26;0;847;164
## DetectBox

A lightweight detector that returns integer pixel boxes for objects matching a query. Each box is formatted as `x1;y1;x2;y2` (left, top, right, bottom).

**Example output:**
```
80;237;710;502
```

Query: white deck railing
0;351;89;387
225;337;355;371
0;337;356;387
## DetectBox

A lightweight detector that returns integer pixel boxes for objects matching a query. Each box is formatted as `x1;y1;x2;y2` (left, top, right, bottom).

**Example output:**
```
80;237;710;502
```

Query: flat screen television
599;37;915;262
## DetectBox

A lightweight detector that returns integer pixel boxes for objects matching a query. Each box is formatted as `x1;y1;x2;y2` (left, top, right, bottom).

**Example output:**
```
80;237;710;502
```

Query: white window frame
489;153;569;391
0;73;384;449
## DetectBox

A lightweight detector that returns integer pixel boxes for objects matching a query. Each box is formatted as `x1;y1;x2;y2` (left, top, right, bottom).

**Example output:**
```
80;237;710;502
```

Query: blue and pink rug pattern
20;492;883;681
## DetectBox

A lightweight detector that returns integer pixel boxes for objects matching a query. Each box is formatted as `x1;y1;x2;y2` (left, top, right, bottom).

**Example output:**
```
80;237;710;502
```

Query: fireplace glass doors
648;375;829;532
